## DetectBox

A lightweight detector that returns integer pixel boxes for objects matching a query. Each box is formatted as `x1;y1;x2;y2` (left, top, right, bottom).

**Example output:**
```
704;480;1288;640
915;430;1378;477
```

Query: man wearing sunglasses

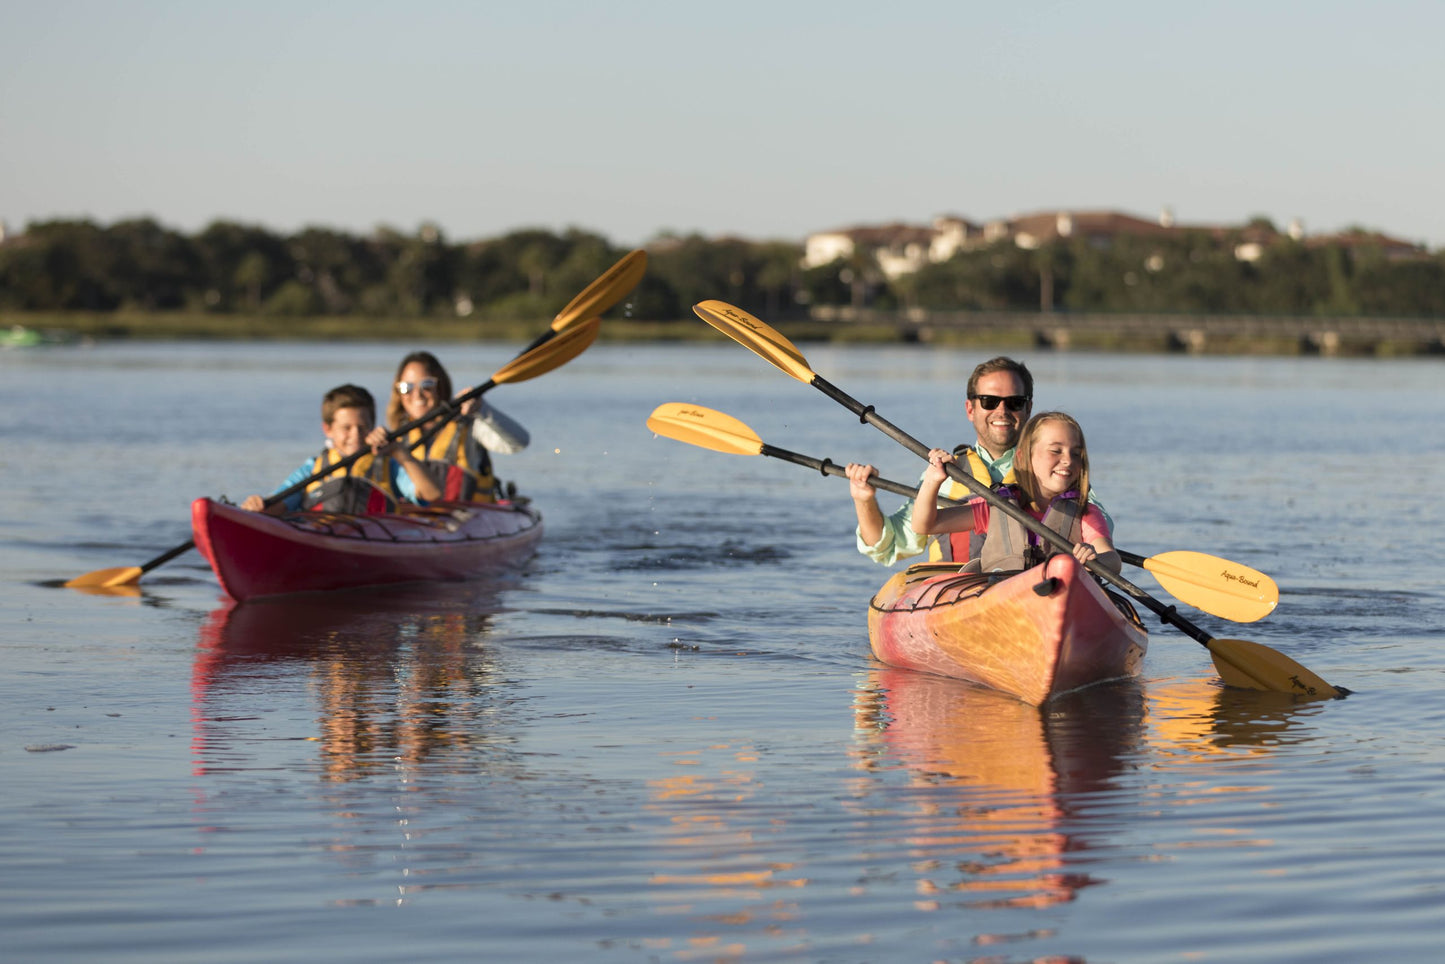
847;356;1035;566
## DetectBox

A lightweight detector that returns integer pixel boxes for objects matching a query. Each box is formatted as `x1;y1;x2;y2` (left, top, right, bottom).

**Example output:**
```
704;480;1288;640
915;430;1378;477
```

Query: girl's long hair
1011;411;1089;511
386;351;454;430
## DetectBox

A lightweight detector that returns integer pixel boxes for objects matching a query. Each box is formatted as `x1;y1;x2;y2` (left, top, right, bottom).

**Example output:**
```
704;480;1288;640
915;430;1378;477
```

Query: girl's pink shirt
968;501;1111;545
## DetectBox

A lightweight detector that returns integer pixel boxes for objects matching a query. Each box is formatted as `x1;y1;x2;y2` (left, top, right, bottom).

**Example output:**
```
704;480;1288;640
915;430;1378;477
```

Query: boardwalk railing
808;306;1445;355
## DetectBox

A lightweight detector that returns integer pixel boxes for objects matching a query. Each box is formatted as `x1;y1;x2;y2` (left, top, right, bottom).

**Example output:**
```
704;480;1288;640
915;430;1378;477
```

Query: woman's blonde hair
1011;411;1089;511
386;351;454;429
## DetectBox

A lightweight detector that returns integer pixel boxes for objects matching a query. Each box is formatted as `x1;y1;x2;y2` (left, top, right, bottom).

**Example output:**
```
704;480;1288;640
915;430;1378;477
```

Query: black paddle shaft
806;373;1219;647
758;442;920;501
762;440;1153;570
259;379;499;509
135;539;199;574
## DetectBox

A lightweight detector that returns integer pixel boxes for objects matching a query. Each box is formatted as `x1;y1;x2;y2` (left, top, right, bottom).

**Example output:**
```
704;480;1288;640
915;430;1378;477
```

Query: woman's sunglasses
970;394;1030;412
396;378;438;396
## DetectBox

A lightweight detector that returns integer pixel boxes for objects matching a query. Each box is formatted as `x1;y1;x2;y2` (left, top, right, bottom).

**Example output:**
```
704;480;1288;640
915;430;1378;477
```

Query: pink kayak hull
868;553;1148;705
191;497;542;601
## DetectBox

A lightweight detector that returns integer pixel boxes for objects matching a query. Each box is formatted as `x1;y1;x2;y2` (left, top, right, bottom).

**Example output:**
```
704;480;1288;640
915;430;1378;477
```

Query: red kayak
868;553;1148;705
191;497;543;601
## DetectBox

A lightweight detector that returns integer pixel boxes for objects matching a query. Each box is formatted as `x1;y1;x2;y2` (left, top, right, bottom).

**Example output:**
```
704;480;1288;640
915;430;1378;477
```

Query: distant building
927;215;986;262
804;208;1184;277
801;207;1426;278
1226;222;1283;263
802;222;938;280
1007;209;1176;250
1305;228;1428;261
801;228;856;269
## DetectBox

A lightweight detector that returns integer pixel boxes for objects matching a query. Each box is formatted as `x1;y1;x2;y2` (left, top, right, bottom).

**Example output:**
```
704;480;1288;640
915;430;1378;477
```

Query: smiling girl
912;411;1119;574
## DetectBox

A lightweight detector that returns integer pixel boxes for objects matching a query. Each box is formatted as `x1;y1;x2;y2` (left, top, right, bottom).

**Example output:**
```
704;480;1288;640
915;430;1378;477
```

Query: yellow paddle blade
1144;550;1279;623
552;249;648;331
493;317;600;384
692;300;816;384
646;403;765;456
1207;638;1341;700
64;566;144;589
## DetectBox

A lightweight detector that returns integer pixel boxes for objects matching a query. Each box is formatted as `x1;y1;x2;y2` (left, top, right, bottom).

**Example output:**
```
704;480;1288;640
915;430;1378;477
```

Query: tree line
898;229;1445;318
2;216;1443;321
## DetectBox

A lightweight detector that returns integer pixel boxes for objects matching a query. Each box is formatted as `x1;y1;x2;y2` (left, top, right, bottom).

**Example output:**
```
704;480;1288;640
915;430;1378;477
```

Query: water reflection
1145;675;1324;760
57;581;144;599
850;670;1324;908
623;673;1149;959
191;582;516;781
853;669;1147;913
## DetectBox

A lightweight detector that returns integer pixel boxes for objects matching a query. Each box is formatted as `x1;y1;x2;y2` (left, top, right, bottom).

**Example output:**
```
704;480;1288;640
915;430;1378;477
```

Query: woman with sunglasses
386;351;529;503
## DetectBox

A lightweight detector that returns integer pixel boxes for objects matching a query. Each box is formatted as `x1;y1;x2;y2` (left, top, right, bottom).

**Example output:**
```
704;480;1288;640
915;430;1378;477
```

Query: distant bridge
806;306;1445;356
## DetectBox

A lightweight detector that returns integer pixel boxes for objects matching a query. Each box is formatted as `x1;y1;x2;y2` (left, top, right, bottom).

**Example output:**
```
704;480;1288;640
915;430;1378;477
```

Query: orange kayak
868;553;1148;704
192;497;542;601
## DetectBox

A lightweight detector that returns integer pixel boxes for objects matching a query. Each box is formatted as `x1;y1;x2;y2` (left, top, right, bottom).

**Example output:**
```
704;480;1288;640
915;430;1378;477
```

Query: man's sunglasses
397;378;438;396
970;394;1031;412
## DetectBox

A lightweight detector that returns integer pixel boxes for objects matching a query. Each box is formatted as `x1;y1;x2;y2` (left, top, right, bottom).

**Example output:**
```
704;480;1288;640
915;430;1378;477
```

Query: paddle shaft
807;373;1225;649
764;440;1158;576
518;326;561;357
131;539;199;576
256;378;501;510
1117;549;1154;569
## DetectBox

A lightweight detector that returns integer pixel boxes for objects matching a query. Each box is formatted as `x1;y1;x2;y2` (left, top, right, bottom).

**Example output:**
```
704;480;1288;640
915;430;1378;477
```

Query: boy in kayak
911;411;1119;574
240;384;441;514
846;356;1034;565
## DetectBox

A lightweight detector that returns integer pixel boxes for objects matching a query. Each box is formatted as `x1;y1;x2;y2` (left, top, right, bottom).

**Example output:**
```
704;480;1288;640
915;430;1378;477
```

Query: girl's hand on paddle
241;494;265;512
1072;542;1098;564
846;463;878;500
923;448;954;486
455;387;477;416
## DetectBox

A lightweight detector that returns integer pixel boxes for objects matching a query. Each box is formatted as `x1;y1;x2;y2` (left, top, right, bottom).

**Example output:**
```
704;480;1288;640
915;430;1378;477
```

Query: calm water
2;338;1443;963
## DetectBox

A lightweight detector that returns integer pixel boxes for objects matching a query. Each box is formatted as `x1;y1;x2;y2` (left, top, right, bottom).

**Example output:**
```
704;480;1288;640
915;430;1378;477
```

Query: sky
3;0;1443;249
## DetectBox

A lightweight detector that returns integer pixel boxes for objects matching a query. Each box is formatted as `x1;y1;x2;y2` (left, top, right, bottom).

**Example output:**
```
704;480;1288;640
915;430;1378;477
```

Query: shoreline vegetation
4;218;1445;356
7;309;1443;356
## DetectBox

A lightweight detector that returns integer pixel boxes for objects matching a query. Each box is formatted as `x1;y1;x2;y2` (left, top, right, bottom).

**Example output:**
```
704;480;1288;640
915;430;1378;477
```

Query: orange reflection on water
853;667;1147;911
1134;675;1320;856
1144;675;1316;763
641;743;810;958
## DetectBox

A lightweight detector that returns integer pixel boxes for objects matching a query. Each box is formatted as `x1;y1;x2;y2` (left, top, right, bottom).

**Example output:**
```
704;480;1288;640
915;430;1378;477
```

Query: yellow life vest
304;449;396;514
926;445;1016;562
405;420;497;503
